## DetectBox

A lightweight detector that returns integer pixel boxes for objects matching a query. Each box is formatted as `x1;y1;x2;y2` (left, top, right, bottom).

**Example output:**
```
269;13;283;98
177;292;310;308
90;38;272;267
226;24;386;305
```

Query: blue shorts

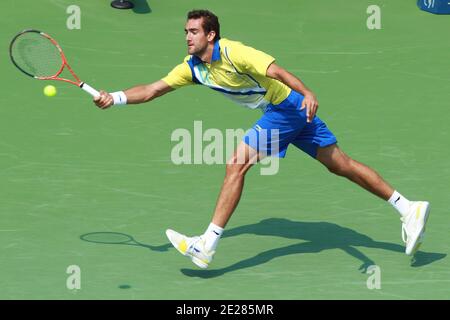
243;90;337;159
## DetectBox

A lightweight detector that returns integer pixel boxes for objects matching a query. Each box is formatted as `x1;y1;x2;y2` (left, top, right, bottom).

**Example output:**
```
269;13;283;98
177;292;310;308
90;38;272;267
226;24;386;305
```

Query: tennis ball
44;85;57;97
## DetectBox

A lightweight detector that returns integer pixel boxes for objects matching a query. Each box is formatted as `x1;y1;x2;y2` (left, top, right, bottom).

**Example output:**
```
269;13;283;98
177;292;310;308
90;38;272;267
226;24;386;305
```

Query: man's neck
196;42;215;64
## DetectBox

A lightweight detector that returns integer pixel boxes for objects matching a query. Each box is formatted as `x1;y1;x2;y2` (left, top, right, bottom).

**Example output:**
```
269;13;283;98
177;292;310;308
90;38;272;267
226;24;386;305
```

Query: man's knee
226;154;254;178
317;145;356;177
226;163;248;177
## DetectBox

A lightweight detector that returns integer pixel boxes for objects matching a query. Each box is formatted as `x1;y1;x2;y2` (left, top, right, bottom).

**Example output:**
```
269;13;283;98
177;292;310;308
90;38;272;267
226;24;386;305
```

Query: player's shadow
132;0;152;14
181;218;446;279
80;232;170;251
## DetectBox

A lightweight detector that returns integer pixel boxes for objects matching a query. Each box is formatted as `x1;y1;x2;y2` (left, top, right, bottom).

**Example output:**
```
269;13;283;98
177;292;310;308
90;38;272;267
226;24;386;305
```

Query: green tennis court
0;0;449;299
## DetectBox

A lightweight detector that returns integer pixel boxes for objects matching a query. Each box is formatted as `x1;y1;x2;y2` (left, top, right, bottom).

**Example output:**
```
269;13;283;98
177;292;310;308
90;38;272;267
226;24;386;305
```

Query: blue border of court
417;0;450;14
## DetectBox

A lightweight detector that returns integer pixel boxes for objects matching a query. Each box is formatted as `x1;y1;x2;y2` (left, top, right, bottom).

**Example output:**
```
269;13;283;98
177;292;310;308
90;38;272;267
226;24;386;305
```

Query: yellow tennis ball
44;85;57;97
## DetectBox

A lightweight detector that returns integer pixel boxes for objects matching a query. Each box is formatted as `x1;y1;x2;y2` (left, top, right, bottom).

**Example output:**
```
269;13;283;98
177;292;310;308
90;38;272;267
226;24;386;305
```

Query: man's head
185;9;220;56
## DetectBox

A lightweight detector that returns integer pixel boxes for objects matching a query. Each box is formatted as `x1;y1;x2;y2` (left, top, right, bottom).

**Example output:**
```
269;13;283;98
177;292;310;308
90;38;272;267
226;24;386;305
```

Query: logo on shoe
416;204;421;219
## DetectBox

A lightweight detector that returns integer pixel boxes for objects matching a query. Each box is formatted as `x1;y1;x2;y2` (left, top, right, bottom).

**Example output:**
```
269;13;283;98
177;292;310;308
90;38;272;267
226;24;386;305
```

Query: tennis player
93;10;430;269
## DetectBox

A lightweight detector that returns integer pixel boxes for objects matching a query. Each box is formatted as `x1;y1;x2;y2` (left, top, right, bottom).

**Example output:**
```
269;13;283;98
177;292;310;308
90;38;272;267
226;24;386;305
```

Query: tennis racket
9;29;99;97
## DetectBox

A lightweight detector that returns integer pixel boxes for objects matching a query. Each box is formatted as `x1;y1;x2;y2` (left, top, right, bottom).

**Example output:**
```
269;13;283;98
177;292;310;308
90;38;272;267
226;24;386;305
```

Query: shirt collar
191;39;221;65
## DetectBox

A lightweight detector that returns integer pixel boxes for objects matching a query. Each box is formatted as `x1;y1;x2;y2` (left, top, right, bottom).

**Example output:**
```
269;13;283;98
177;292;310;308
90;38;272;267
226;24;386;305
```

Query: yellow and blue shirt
161;38;291;111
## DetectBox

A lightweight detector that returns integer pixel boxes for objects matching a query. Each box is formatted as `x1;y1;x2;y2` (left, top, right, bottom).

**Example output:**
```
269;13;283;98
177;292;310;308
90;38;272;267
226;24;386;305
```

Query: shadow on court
179;218;446;279
80;232;170;251
132;0;152;14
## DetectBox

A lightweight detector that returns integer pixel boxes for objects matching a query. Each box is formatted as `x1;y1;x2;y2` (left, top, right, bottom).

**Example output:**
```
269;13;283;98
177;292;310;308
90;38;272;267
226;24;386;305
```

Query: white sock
388;190;411;217
202;222;224;252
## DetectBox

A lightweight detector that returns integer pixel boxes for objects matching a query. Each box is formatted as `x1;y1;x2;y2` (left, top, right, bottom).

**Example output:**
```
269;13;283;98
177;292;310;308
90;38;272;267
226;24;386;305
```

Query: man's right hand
94;91;114;109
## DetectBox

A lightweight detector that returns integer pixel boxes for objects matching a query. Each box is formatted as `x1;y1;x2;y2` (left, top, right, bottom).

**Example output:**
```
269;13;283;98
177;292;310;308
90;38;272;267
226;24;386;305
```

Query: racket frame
10;29;99;97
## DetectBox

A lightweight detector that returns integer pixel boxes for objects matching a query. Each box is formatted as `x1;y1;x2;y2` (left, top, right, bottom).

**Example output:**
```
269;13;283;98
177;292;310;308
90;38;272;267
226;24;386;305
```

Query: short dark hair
187;9;220;41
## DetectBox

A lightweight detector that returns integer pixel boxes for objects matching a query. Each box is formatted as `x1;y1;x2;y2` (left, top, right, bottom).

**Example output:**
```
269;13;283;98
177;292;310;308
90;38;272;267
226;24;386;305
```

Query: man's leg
316;143;430;256
166;142;264;268
315;144;393;200
195;142;263;259
211;141;261;228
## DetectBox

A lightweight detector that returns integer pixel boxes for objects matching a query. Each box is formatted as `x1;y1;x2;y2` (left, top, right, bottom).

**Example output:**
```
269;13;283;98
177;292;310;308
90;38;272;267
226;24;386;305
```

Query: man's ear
207;31;216;42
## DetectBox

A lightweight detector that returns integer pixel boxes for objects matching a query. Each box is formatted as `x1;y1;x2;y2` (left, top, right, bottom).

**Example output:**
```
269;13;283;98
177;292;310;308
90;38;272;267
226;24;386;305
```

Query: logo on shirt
423;0;435;8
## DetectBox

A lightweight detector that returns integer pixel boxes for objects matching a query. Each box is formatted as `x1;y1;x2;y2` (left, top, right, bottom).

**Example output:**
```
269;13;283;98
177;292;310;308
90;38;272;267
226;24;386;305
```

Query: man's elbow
267;63;284;82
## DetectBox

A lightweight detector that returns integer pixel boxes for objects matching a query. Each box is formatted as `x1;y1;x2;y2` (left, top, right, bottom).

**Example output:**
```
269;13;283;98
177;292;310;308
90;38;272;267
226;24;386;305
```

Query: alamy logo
366;5;381;30
66;5;81;30
366;265;381;290
170;121;280;175
66;265;81;290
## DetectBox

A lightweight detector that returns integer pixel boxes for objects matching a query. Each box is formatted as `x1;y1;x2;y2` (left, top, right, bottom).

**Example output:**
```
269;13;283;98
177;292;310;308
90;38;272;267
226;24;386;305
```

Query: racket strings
11;32;62;78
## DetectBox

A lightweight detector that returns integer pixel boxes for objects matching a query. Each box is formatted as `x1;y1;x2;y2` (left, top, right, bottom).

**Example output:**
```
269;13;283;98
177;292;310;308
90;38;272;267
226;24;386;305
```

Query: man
94;10;430;269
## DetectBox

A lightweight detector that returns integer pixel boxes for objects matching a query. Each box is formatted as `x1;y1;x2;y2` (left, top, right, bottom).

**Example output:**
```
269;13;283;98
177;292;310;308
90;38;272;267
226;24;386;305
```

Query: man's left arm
266;63;318;123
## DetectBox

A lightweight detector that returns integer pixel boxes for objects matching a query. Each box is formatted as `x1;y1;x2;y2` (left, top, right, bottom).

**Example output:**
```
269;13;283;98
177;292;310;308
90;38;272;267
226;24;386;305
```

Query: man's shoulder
219;38;246;49
219;38;260;58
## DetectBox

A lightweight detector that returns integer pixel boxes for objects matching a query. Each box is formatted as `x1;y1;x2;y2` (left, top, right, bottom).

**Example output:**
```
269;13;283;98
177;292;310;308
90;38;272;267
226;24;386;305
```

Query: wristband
111;91;127;105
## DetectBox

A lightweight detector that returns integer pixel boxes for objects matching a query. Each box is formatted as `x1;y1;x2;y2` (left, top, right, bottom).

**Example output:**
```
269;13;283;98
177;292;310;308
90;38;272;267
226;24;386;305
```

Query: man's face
185;18;212;56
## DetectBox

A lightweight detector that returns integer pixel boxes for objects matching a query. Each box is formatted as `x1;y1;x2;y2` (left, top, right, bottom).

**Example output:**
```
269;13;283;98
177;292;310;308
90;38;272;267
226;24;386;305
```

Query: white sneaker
165;229;214;269
401;201;430;255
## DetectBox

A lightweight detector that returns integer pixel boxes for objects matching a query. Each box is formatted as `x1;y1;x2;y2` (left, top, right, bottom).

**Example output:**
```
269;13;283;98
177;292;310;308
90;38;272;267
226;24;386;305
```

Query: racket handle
80;82;100;97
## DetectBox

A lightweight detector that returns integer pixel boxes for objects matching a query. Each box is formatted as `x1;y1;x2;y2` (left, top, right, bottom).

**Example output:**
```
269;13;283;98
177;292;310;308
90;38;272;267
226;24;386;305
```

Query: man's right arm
125;80;175;104
94;80;174;109
94;59;193;109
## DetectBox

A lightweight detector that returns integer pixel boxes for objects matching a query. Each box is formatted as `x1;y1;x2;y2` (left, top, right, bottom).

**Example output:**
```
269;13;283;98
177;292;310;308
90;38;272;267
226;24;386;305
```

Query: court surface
0;0;449;299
